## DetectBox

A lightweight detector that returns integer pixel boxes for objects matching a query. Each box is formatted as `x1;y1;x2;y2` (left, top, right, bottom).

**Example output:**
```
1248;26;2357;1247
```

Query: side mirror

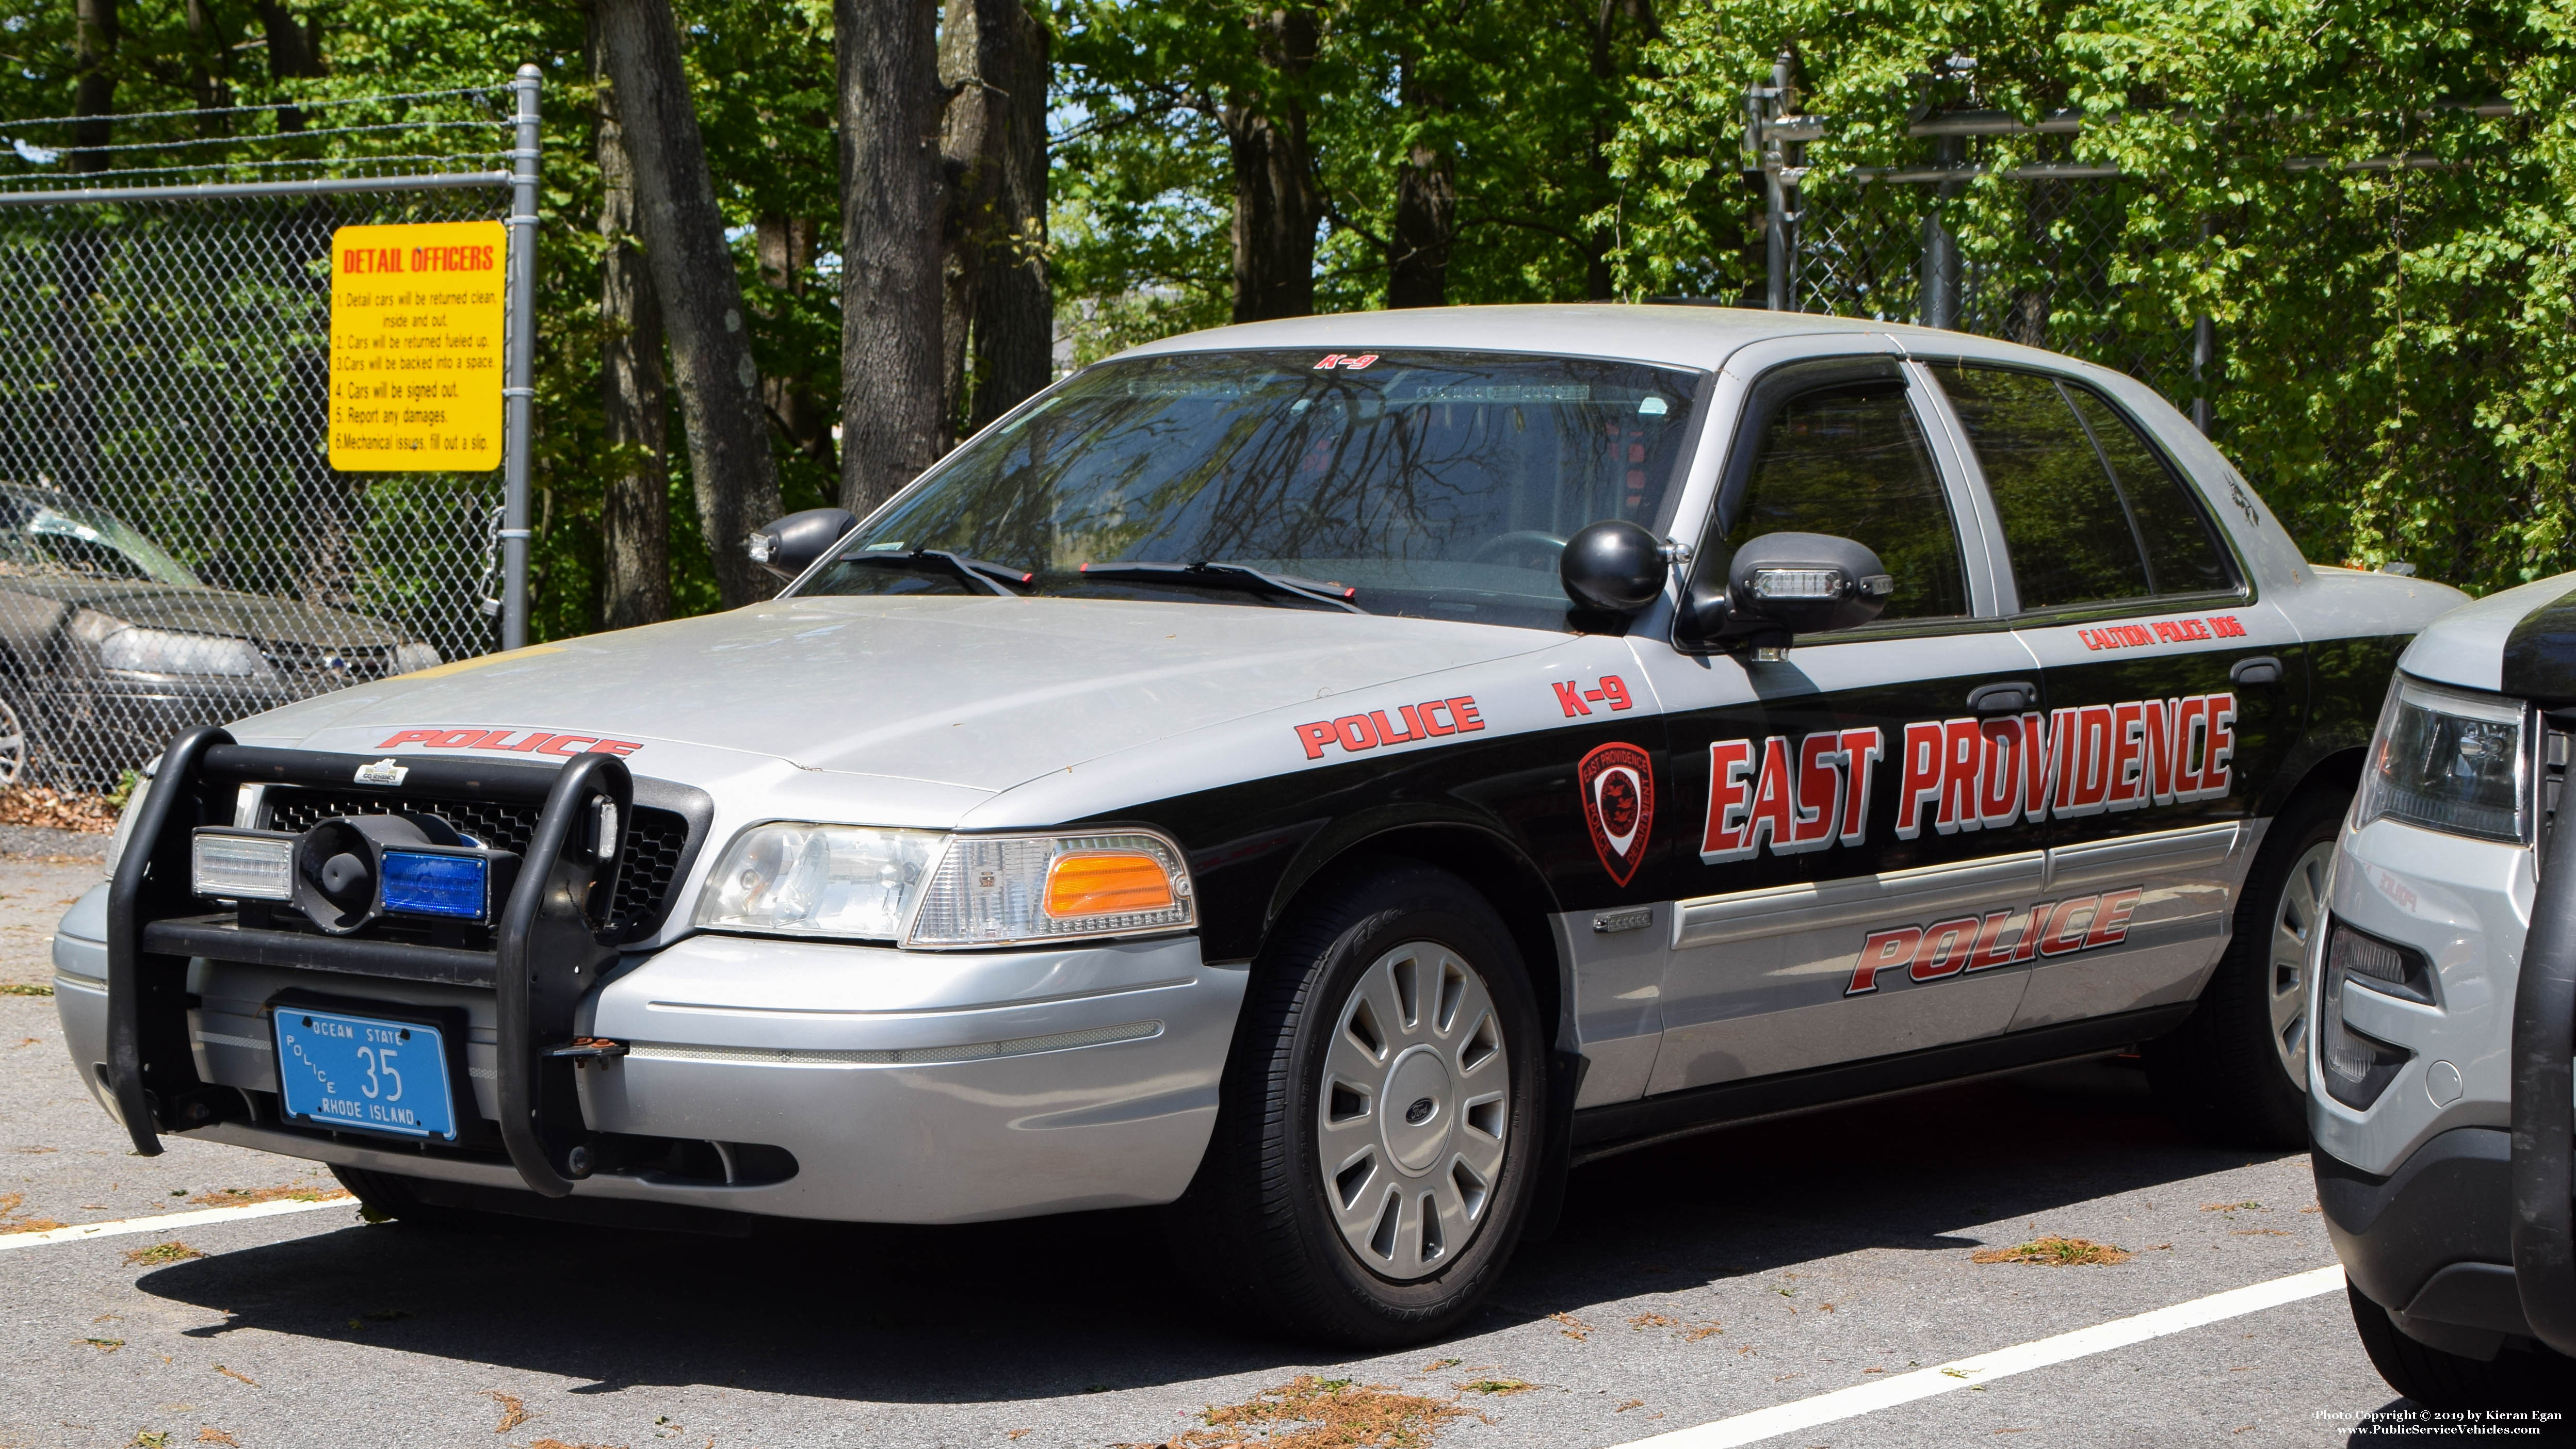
1727;531;1893;636
748;508;858;581
1560;519;1675;615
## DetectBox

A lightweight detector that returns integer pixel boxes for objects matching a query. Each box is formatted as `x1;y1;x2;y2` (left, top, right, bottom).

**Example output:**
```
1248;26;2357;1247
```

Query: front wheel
2347;1281;2576;1411
1167;861;1546;1346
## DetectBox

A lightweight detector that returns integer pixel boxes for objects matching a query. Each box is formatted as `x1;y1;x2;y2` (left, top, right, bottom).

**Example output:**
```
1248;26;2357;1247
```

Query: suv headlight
2353;676;2527;842
693;823;1194;948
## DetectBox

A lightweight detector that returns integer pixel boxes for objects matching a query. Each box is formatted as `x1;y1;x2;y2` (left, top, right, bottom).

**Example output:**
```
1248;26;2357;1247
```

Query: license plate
271;1007;459;1141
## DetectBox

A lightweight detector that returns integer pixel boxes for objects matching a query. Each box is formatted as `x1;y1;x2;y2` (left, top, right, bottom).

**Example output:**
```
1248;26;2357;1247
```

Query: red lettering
1838;726;1883;845
1940;718;1982;833
1373;708;1422;745
377;729;439;748
1702;740;1757;861
1788;733;1838;850
2171;695;2208;794
1964;909;2023;972
588;739;642;756
2203;693;2237;797
2038;897;2097;955
508;733;557;753
2140;699;2177;804
1333;715;1378;752
429;728;492;749
1910;916;1983;981
1448;696;1484;732
2022;712;2060;824
2083;887;2145;949
2152;621;2180;643
1895;721;1947;839
1600;675;1633;711
1848;926;1923;995
539;736;598;756
1747;737;1797;853
1978;719;2022;827
2059;705;2116;815
2107;702;2146;808
1294;722;1336;759
1553;681;1591;717
1398;704;1432;740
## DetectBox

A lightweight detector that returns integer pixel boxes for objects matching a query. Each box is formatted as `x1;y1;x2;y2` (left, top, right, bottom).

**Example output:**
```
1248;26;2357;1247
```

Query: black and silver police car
57;305;2454;1346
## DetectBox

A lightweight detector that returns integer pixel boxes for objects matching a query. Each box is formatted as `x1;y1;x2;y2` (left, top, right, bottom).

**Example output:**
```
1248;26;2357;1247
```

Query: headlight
694;823;943;940
906;832;1193;947
76;611;273;678
102;764;156;882
691;824;1196;948
2352;676;2526;842
393;642;442;675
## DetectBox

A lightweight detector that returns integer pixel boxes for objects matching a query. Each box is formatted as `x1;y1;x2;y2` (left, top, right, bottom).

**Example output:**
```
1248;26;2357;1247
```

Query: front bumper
2316;1127;2532;1357
60;881;1245;1224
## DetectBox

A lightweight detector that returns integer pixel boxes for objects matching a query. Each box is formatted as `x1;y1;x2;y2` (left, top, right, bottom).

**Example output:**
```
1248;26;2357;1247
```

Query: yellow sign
328;221;507;471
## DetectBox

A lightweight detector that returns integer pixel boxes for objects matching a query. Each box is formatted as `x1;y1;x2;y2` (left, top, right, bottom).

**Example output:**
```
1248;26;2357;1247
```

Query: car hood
8;576;410;647
234;595;1568;796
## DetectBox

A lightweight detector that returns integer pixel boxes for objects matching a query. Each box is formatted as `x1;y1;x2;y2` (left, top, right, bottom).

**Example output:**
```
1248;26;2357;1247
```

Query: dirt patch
1971;1235;2133;1266
1131;1375;1470;1448
187;1185;349;1208
124;1241;205;1266
0;1191;66;1234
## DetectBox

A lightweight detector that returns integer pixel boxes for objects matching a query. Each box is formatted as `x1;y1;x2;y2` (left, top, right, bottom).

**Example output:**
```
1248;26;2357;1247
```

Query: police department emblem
1577;741;1654;887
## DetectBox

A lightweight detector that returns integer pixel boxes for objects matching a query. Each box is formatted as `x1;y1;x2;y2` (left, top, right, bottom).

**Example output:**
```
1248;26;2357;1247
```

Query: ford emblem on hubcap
1405;1097;1437;1126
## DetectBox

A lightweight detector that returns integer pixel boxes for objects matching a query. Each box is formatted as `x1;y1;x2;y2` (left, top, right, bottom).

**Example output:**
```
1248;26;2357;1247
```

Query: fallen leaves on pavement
1457;1378;1534;1396
212;1366;258;1389
0;1192;66;1234
0;983;52;997
186;1185;349;1208
123;1241;204;1266
1124;1375;1469;1448
196;1430;239;1446
0;786;119;832
1971;1236;2133;1266
1550;1311;1593;1341
486;1391;534;1433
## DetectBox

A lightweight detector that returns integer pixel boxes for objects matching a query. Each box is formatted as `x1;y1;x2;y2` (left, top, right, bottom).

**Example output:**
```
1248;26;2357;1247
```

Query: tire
1166;860;1548;1347
329;1164;478;1229
2348;1281;2576;1411
2145;785;2346;1148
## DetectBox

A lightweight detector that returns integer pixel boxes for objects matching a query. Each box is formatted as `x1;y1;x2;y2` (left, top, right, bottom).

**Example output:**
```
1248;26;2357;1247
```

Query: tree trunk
596;0;785;608
71;0;117;171
595;33;671;630
252;1;320;132
184;0;233;134
753;216;836;470
1223;7;1319;323
1388;144;1453;307
938;0;1052;435
837;0;949;515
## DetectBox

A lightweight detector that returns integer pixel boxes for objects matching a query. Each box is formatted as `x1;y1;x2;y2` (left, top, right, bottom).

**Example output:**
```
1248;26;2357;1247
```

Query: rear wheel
329;1164;484;1229
2146;786;2346;1148
2348;1281;2576;1411
1167;861;1546;1347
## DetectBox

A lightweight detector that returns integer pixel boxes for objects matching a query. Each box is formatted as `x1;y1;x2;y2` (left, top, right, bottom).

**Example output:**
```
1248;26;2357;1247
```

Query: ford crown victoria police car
2314;578;2576;1405
56;306;2454;1345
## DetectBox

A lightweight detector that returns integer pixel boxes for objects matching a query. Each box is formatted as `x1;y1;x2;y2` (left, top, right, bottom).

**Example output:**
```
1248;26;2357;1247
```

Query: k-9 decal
1699;692;2235;862
1844;886;2146;996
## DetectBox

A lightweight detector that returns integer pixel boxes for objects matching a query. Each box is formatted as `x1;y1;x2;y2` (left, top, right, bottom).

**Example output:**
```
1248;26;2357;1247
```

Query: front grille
263;788;693;930
257;641;399;684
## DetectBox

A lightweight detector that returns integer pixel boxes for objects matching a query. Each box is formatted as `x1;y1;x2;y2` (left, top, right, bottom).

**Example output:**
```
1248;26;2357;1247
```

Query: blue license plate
271;1007;459;1141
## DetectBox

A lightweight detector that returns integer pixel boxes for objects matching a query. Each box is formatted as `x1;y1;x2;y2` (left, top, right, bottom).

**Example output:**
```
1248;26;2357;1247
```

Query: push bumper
2315;1128;2533;1357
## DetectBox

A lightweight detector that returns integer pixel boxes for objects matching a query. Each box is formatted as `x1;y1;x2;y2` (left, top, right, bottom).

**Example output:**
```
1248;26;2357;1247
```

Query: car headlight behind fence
77;611;273;678
693;824;1195;948
393;642;442;675
2352;676;2527;842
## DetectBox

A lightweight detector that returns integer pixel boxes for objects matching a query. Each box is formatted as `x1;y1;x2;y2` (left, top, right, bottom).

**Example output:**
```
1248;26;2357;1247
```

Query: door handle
1967;681;2036;715
2230;656;2282;687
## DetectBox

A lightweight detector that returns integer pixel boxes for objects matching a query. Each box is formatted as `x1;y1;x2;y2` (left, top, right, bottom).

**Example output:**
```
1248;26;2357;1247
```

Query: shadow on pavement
132;1055;2297;1402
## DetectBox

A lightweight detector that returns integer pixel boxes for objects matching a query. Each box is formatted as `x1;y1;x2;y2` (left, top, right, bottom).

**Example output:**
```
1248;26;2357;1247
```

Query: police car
55;306;2455;1346
2314;579;2576;1405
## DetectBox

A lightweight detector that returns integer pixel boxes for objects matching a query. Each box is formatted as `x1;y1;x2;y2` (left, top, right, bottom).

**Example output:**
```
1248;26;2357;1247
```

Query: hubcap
2270;840;2334;1092
1316;940;1510;1282
0;695;26;786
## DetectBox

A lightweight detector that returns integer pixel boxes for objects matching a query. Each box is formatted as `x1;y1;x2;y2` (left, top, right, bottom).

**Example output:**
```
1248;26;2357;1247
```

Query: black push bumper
105;726;640;1198
2512;758;2576;1358
2317;1127;2530;1350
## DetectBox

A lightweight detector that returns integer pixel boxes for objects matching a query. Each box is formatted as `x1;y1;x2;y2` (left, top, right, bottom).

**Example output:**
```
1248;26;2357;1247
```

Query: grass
1971;1235;2133;1267
0;983;52;997
1146;1375;1469;1448
123;1241;204;1266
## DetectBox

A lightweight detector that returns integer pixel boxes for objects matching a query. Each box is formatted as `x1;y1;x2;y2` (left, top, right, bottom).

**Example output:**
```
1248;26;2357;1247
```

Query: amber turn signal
1043;850;1176;918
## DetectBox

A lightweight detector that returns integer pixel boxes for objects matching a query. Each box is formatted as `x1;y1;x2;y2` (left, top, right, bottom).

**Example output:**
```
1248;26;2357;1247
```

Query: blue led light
379;850;488;919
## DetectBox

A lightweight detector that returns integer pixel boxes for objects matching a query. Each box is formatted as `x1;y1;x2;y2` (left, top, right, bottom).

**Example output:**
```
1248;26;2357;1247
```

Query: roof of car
1112;303;2080;376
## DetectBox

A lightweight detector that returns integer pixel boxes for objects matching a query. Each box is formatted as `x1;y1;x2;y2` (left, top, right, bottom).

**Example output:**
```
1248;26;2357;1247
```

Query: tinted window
2067;388;2233;595
1934;364;2149;609
800;349;1704;632
1721;382;1968;621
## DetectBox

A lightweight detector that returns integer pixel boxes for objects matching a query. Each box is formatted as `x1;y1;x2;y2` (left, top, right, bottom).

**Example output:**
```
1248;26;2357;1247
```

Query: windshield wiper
844;548;1034;597
1076;560;1364;614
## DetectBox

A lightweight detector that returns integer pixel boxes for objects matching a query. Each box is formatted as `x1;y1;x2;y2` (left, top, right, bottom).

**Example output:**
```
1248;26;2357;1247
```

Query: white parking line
0;1195;351;1253
1610;1263;2347;1448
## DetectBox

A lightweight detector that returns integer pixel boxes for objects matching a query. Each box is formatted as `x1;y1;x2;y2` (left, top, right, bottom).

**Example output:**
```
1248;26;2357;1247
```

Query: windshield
0;492;201;587
798;348;1706;631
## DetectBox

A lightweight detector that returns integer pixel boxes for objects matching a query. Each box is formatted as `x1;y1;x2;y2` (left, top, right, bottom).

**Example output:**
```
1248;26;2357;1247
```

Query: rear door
1918;361;2305;1033
1628;355;2057;1094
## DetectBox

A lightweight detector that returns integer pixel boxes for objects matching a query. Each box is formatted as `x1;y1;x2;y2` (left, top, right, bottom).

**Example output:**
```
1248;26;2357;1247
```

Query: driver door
1626;355;2054;1095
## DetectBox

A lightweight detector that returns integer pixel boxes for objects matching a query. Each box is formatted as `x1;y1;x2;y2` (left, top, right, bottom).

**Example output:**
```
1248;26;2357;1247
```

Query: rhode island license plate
271;1006;459;1141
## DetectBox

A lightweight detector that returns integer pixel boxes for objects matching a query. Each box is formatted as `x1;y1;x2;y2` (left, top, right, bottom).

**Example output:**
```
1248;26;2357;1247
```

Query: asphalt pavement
0;842;2550;1449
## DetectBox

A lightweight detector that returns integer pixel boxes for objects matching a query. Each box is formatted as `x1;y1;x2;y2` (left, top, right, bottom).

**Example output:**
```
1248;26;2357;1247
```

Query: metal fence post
500;63;542;652
1921;135;1962;330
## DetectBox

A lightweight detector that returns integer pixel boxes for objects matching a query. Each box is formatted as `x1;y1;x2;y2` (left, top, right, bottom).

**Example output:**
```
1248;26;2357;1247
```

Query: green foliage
1608;0;2576;594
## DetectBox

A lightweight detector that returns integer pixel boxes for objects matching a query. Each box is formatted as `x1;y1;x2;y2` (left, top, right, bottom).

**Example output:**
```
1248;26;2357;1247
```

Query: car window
1718;380;1968;621
1932;364;2149;610
801;349;1706;633
2065;388;2233;596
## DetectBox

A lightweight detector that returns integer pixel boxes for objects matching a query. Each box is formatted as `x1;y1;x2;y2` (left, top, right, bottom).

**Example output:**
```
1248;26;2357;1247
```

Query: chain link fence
0;83;532;787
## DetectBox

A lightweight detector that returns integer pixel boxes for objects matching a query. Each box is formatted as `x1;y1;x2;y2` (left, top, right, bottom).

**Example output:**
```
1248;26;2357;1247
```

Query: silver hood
233;594;1566;799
